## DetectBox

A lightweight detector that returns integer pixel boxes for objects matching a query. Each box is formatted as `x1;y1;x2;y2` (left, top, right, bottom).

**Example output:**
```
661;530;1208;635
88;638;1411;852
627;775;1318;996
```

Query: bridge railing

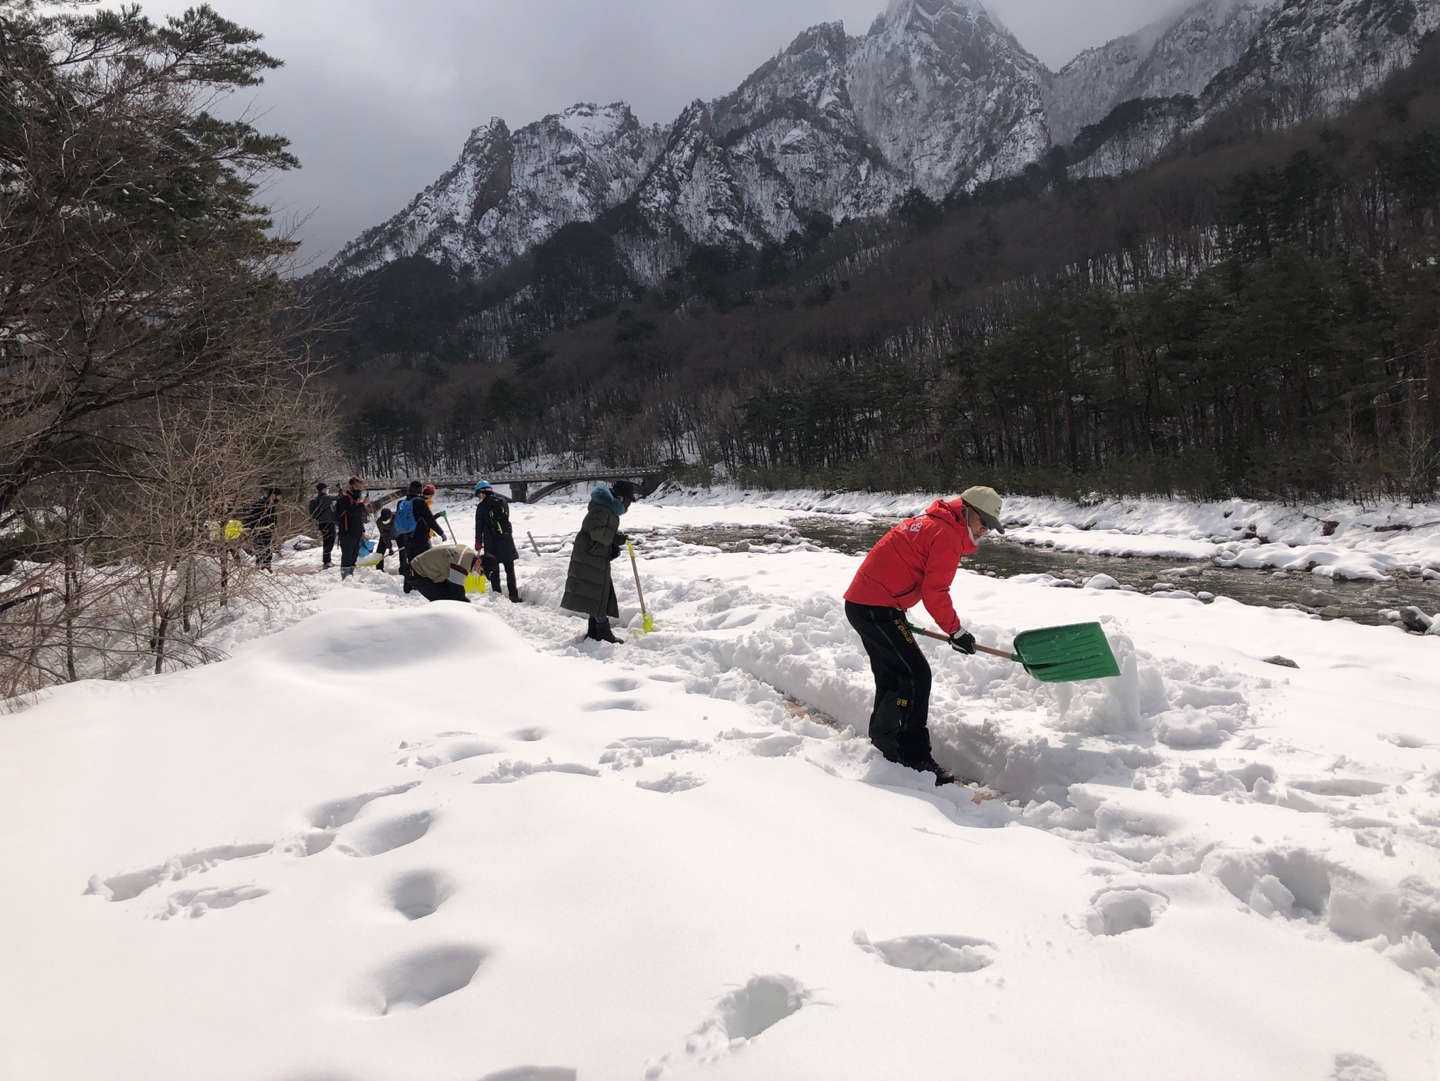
365;467;666;504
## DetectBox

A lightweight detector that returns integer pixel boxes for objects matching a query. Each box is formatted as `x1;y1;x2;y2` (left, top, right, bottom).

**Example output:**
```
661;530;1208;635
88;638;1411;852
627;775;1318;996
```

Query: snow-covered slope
1046;0;1277;145
333;104;664;279
1205;0;1440;118
3;494;1438;1078
329;0;1049;282
328;0;1440;288
1069;0;1440;177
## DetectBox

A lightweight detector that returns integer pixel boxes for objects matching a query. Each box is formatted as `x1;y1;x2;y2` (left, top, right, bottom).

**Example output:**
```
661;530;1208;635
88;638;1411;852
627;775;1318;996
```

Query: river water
668;517;1440;628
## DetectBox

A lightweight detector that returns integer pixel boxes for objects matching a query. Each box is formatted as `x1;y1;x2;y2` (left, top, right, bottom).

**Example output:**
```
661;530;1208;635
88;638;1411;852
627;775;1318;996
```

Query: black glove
614;532;628;547
609;541;622;561
949;630;976;655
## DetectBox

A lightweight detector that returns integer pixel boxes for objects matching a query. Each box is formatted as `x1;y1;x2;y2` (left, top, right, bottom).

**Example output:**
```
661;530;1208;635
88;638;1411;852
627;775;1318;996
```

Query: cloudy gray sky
133;0;1188;266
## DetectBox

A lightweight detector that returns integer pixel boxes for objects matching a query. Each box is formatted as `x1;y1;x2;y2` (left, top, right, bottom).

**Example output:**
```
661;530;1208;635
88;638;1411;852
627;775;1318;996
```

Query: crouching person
408;543;479;603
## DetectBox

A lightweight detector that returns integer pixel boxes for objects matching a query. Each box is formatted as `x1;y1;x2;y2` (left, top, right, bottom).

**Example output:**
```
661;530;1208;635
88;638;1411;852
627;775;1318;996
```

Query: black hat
316;481;329;492
611;479;637;502
266;486;282;497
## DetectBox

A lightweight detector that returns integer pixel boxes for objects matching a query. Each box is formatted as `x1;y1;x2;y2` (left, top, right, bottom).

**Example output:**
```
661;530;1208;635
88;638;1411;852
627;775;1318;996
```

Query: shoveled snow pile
2;492;1438;1080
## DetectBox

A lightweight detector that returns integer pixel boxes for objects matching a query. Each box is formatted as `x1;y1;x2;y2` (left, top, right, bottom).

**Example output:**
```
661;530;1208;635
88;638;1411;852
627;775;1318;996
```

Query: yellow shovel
626;540;654;635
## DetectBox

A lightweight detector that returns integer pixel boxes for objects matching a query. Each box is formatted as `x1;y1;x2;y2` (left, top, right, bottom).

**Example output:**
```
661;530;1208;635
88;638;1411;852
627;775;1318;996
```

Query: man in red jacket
843;485;1005;785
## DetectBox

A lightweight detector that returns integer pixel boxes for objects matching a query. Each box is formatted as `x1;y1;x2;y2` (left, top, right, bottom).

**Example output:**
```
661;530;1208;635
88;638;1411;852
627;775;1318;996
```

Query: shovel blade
1013;622;1120;683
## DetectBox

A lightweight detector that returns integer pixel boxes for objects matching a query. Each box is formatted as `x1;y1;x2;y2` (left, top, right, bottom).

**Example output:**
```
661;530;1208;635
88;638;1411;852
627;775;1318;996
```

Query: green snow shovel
909;622;1120;683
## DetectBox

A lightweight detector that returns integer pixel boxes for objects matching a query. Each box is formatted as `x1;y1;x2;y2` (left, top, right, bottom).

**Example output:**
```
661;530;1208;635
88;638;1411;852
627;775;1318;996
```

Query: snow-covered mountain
329;0;1440;287
1046;0;1277;146
1067;0;1440;177
331;0;1049;282
334;104;665;280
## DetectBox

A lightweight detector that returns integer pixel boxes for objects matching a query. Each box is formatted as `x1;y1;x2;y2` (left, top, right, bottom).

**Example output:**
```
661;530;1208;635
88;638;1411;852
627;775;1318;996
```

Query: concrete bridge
368;467;665;505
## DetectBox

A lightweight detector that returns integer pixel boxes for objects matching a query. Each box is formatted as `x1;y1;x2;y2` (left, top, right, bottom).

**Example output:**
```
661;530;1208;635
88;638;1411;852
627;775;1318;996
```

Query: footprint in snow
1331;1053;1389;1081
602;677;643;692
306;782;420;830
854;930;996;972
474;760;600;784
86;842;274;902
334;811;433;857
396;737;502;769
581;697;650;712
686;975;810;1061
160;885;268;920
353;943;488;1016
636;772;706;793
508;726;547;742
477;1070;577;1081
387;870;452;921
600;736;710;769
1084;887;1169;936
750;733;804;758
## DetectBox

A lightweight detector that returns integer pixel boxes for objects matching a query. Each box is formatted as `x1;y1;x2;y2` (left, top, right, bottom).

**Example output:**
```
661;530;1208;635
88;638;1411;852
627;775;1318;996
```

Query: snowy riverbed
2;491;1439;1080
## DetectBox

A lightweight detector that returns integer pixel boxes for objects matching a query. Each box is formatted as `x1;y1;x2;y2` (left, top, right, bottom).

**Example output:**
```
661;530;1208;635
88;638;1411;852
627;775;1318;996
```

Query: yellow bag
222;519;244;541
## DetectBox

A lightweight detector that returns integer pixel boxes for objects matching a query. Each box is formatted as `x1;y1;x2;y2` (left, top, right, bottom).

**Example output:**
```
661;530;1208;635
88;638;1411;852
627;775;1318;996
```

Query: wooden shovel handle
910;624;1016;661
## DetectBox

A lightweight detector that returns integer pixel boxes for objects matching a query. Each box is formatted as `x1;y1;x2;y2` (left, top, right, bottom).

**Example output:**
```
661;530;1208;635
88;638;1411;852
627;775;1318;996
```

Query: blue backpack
393;497;417;534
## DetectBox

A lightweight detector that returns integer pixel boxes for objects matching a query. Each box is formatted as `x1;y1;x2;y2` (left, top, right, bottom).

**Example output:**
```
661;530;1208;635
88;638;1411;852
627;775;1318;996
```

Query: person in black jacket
473;480;520;602
244;487;283;572
334;476;370;579
307;482;337;568
376;507;396;572
401;482;446;591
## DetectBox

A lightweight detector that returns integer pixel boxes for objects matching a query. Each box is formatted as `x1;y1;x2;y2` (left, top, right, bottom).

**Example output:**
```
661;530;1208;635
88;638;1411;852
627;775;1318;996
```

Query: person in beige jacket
408;543;478;603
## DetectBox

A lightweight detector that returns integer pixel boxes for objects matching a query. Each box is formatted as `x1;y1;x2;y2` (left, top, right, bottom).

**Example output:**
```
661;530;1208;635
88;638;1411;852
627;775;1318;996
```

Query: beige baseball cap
959;485;1005;534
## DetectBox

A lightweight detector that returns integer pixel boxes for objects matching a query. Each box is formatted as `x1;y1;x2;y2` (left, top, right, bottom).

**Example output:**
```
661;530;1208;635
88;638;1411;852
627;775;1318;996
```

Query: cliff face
332;103;664;280
330;1;1048;283
1067;0;1440;176
1046;0;1277;146
329;0;1439;290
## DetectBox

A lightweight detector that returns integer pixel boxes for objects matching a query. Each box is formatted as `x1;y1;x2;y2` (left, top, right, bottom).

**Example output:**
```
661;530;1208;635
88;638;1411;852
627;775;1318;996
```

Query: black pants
482;555;518;599
339;533;362;578
253;535;274;572
319;523;336;567
844;601;933;764
414;578;467;603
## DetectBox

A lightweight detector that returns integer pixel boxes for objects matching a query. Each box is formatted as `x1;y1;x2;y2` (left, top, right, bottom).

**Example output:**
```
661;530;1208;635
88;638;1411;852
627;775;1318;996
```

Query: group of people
296;472;1008;789
303;477;523;601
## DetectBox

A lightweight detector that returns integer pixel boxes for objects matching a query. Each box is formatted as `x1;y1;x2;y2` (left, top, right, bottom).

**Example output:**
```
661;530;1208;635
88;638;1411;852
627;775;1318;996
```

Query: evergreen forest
313;35;1440;502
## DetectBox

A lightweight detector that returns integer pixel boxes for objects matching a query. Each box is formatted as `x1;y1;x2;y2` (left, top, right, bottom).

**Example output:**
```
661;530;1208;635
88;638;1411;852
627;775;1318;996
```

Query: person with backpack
392;480;421;582
307;482;337;568
561;480;636;643
334;476;371;579
474;480;520;602
396;481;446;593
842;485;1003;787
408;543;479;603
243;487;283;572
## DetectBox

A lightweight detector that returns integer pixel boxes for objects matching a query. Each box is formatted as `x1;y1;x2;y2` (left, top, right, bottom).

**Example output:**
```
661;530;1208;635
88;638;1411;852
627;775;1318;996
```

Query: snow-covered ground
625;485;1440;581
3;490;1439;1080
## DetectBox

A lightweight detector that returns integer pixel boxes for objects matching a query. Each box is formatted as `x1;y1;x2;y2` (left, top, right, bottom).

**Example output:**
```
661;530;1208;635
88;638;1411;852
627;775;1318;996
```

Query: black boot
508;591;521;603
588;618;622;644
909;753;956;787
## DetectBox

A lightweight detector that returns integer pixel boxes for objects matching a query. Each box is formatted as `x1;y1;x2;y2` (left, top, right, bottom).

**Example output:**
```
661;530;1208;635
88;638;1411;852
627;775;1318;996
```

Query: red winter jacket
843;499;977;634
